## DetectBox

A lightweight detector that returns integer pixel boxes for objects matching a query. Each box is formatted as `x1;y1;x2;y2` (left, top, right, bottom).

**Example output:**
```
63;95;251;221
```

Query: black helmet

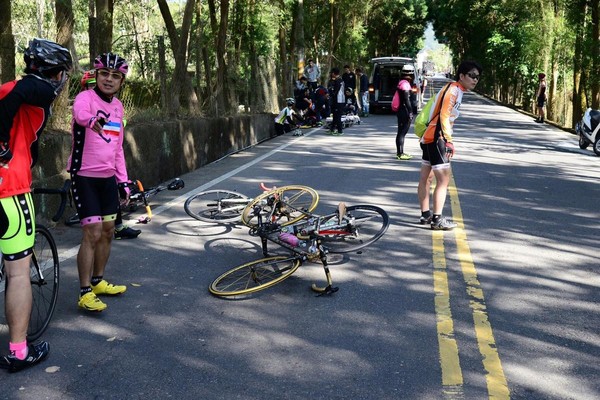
24;38;72;94
24;38;72;74
286;98;295;106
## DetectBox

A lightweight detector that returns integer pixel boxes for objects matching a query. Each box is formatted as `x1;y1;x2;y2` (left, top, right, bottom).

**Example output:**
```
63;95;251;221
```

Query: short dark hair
344;65;350;69
307;59;314;63
330;67;340;75
456;61;482;80
355;68;362;73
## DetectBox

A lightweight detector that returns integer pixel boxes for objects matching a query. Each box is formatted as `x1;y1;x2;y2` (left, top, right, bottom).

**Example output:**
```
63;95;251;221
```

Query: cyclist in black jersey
0;39;72;372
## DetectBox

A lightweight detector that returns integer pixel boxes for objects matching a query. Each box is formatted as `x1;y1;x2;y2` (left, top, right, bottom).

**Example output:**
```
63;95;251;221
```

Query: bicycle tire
27;225;59;341
240;185;319;228
209;256;301;297
185;190;250;223
319;204;389;254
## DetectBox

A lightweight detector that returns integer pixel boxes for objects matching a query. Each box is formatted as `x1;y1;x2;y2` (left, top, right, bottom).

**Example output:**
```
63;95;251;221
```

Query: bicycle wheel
27;225;59;341
185;190;250;223
240;185;319;228
319;205;389;254
209;256;301;297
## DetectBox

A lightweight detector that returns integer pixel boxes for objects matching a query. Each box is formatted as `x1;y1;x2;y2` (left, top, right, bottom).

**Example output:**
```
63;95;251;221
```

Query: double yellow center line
433;175;510;399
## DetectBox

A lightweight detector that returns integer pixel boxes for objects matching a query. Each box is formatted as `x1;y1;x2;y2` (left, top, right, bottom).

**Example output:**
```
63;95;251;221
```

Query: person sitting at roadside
274;98;303;135
344;87;359;115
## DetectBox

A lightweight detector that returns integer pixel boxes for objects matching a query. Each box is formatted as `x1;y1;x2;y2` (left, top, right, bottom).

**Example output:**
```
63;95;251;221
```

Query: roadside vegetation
0;0;597;130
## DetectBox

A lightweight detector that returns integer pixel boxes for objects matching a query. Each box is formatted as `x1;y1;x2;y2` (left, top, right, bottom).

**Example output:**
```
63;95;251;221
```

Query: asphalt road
1;78;599;399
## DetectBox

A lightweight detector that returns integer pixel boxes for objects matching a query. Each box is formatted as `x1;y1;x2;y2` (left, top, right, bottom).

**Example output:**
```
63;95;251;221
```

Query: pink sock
9;341;28;360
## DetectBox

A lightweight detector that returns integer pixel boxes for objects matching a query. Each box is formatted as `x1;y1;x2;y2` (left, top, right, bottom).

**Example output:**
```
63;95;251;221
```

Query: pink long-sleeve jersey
66;88;128;183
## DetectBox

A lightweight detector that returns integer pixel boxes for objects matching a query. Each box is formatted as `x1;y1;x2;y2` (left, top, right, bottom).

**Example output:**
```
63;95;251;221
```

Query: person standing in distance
355;67;370;117
342;65;356;96
535;73;547;123
328;67;345;136
395;65;416;160
417;60;482;230
303;59;321;93
67;53;131;312
0;38;72;372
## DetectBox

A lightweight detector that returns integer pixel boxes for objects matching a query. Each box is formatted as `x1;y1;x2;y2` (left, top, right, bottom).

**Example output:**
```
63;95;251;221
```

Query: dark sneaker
419;213;433;225
0;341;49;373
431;217;457;231
114;226;141;240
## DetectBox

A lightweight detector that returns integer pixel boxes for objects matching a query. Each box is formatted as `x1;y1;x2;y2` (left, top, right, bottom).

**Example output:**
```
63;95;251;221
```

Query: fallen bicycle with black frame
209;197;389;297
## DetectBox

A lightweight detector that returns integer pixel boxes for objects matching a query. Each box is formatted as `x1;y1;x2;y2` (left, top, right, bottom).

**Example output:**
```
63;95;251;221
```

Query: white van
368;57;420;113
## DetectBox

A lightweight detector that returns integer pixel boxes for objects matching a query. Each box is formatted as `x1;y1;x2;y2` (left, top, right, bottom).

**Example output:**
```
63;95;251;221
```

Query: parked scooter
576;108;600;156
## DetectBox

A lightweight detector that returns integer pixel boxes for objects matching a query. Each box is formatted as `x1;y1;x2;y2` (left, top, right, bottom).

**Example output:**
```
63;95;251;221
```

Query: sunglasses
466;72;480;80
97;69;124;80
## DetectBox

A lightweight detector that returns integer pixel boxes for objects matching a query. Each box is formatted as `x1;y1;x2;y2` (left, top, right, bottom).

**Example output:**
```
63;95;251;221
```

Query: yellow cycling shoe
91;280;127;295
78;292;107;312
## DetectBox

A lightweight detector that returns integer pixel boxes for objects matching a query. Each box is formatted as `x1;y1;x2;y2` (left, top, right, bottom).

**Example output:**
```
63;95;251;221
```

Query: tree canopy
0;0;596;129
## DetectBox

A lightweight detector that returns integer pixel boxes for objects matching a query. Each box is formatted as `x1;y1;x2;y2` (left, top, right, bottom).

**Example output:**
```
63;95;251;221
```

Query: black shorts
71;175;119;226
537;96;546;108
421;139;451;169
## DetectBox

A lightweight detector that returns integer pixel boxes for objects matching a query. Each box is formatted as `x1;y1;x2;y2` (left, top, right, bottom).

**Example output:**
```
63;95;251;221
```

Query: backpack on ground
414;83;451;138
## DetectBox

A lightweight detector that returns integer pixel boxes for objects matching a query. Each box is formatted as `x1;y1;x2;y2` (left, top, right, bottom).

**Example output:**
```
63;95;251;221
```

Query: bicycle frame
208;192;388;297
249;202;339;295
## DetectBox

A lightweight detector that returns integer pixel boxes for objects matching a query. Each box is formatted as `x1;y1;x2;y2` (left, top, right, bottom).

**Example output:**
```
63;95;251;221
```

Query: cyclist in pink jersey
67;53;131;312
417;60;482;230
395;65;416;160
79;71;140;240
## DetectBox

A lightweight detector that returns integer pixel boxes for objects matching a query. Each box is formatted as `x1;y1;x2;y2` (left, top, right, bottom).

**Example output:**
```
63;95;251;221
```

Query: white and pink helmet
94;53;129;75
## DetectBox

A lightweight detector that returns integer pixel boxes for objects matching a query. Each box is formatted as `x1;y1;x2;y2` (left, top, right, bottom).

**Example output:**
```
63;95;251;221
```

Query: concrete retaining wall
31;113;275;221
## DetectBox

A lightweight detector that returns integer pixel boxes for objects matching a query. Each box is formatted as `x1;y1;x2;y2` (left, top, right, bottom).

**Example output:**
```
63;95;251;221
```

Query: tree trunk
295;0;305;79
591;0;599;109
52;0;76;130
56;0;78;71
158;35;168;110
210;0;231;116
157;0;180;55
88;0;97;64
194;0;210;105
572;0;587;125
96;0;114;52
157;0;199;116
130;14;146;79
0;0;15;83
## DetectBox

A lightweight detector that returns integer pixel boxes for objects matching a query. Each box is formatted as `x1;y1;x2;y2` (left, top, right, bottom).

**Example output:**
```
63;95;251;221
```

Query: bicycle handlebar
32;179;72;222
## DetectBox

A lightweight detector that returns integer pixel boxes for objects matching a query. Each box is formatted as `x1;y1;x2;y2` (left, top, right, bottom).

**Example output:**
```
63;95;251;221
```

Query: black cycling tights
396;110;412;155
